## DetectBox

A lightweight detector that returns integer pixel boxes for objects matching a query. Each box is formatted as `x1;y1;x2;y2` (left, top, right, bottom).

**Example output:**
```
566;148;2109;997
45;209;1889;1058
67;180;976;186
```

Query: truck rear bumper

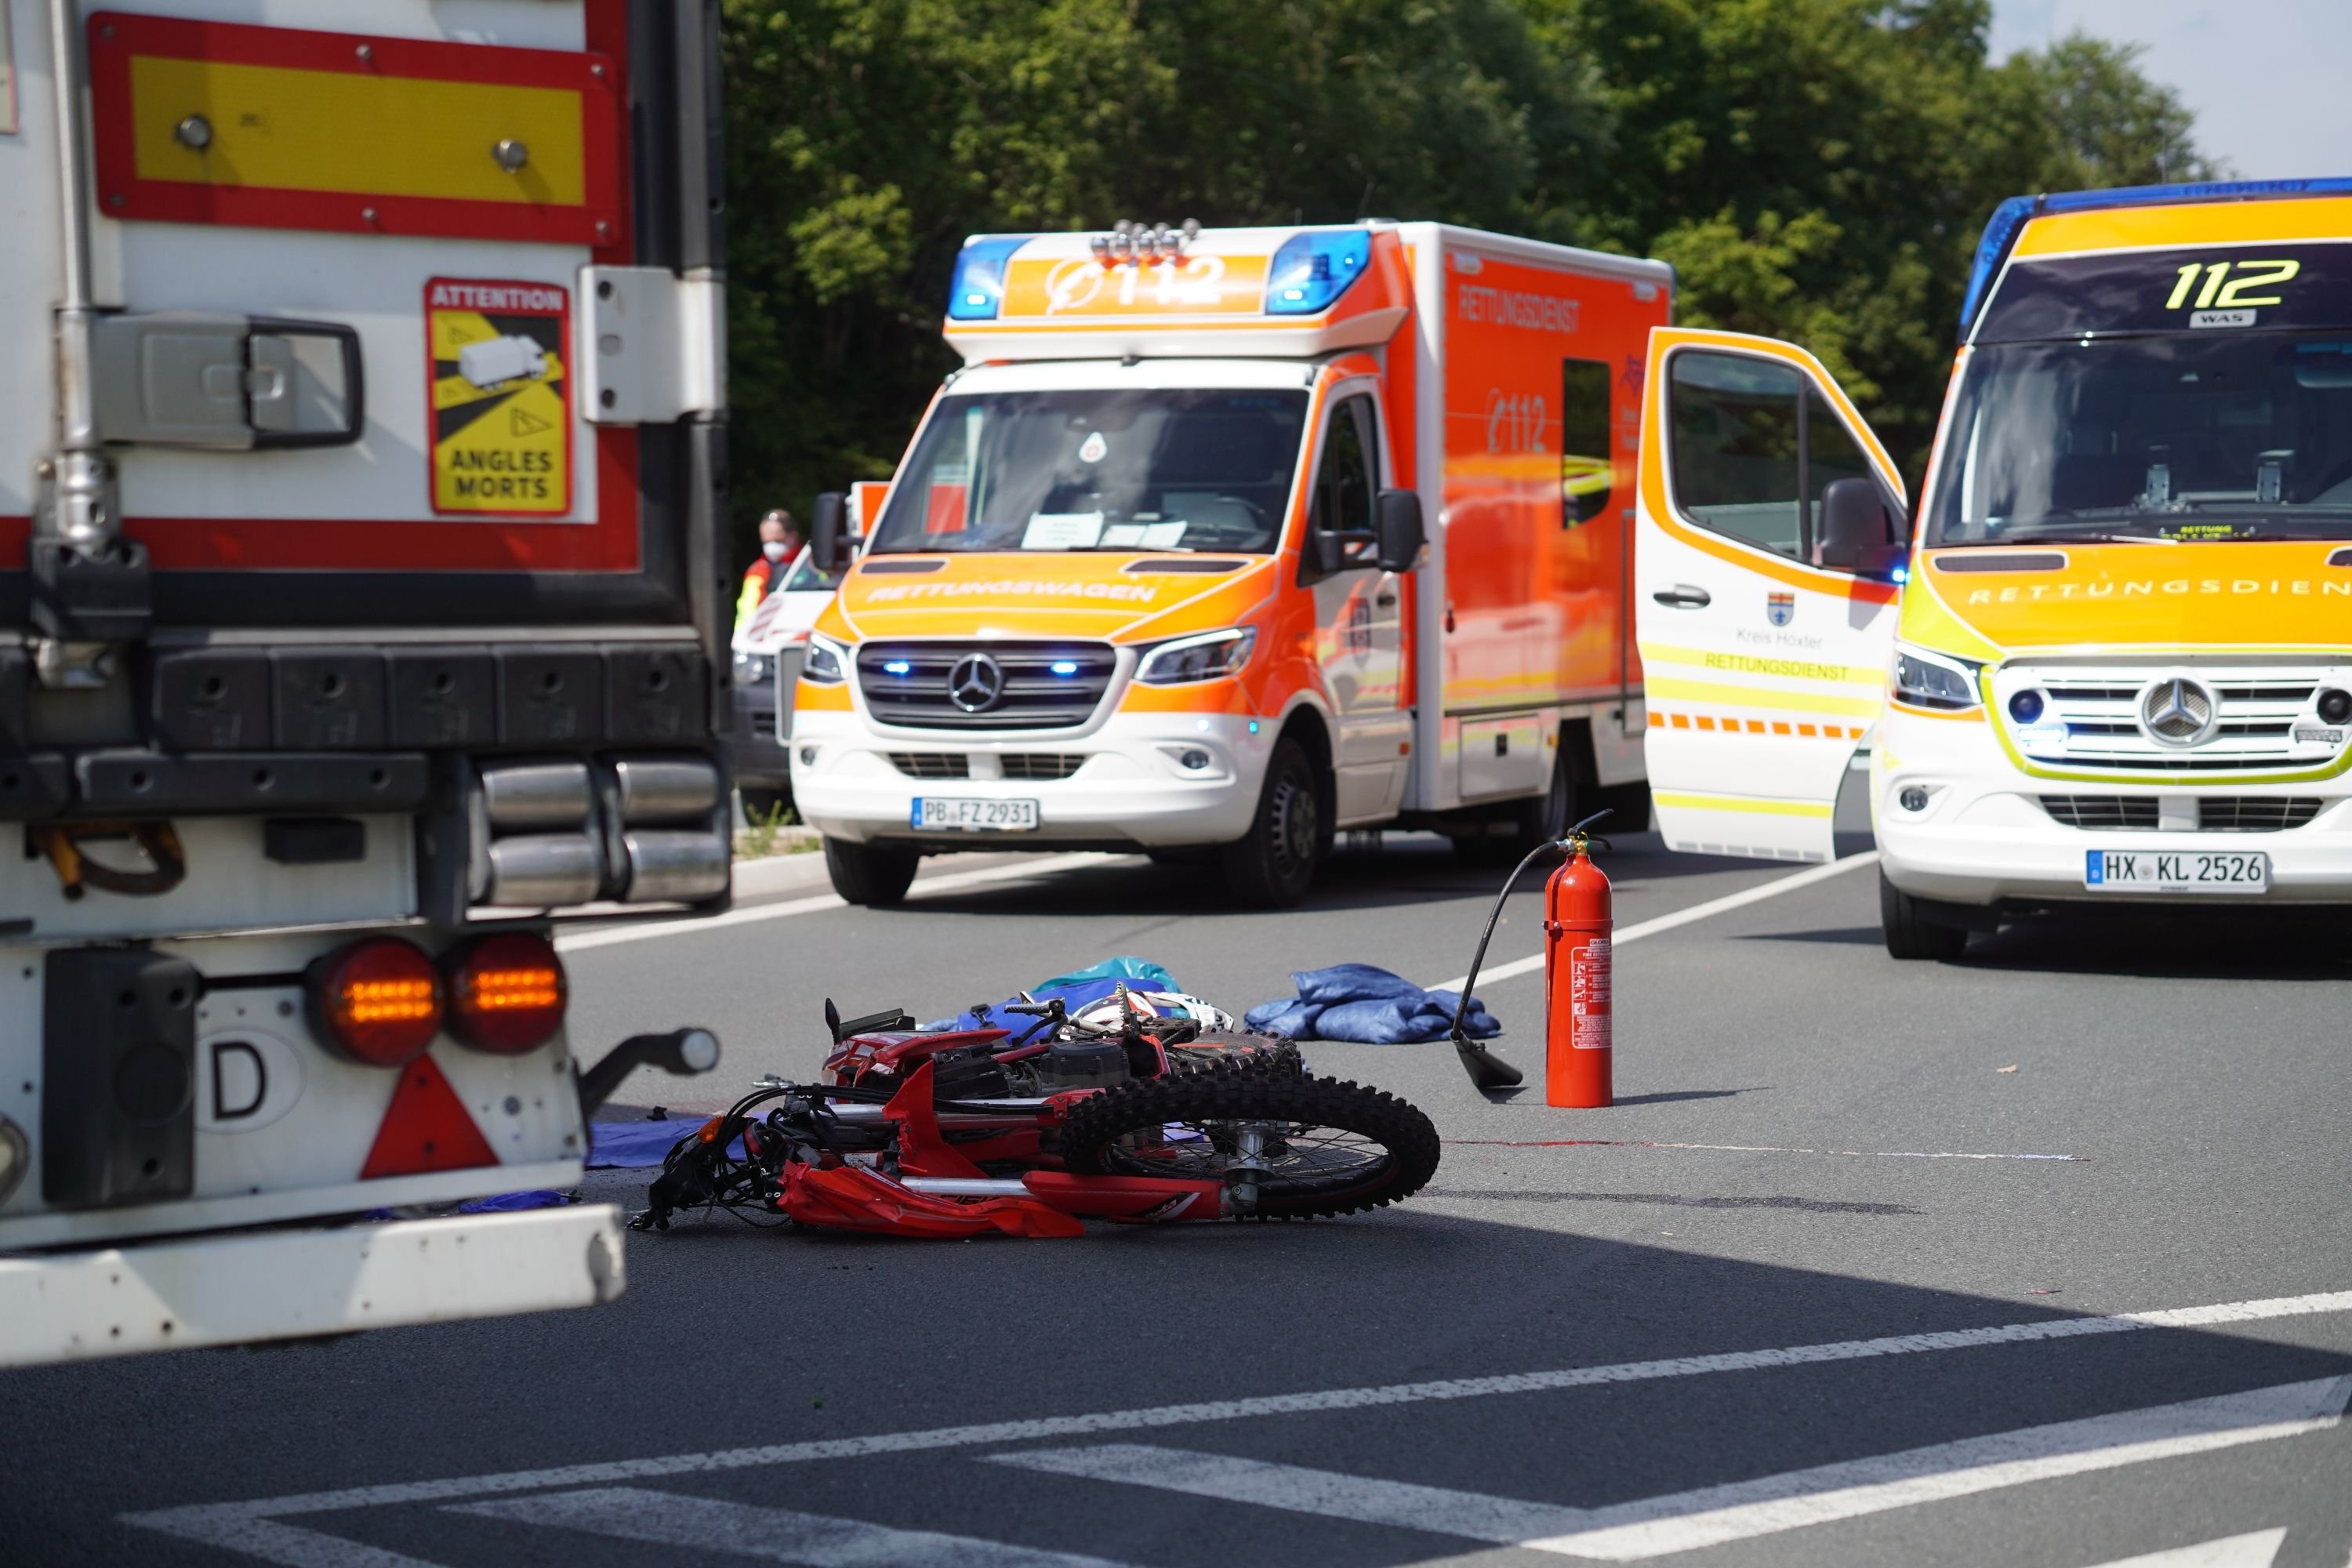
0;1203;623;1368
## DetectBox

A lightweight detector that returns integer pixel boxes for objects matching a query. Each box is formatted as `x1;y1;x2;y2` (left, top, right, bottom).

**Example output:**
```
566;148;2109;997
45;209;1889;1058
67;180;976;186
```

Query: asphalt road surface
6;830;2350;1568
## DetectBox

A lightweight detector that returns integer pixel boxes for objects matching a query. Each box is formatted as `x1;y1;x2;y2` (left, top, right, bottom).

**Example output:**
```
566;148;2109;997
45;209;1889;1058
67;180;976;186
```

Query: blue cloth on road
1034;956;1179;995
921;957;1188;1036
588;1116;740;1168
1244;963;1498;1044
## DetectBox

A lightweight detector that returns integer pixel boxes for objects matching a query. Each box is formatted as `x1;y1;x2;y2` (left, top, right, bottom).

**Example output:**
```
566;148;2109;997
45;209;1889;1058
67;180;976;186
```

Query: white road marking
557;852;1126;952
1429;850;1880;992
1449;1138;2079;1161
453;1486;1139;1567
990;1383;2343;1564
2083;1529;2287;1568
122;1287;2352;1566
1526;1377;2348;1559
985;1443;1586;1541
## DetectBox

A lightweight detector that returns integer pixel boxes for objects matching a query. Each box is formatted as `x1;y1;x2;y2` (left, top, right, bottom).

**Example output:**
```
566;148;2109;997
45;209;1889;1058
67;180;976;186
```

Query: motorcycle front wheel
1058;1069;1439;1219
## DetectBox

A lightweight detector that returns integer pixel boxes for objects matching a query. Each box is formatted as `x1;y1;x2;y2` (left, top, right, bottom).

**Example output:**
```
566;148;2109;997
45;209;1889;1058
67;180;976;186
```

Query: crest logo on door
1766;592;1795;627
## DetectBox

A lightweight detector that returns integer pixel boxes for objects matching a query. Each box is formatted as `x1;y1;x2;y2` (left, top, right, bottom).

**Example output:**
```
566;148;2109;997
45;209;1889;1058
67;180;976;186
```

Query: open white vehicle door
1632;328;1905;862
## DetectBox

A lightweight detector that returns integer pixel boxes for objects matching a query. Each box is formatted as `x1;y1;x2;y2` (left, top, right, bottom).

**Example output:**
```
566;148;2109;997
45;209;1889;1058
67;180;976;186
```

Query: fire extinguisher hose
1447;809;1612;1091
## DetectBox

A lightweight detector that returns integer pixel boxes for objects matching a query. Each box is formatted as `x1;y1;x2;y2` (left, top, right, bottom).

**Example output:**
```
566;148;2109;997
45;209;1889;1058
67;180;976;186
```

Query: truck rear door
1632;328;1903;862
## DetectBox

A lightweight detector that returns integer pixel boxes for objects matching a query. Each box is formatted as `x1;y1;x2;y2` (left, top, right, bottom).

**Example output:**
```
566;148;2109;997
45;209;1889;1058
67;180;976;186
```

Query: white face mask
761;540;789;561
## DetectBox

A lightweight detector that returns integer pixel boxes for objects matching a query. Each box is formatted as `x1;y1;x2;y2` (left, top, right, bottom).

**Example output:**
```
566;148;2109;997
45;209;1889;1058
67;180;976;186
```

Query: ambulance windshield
868;388;1309;554
1929;332;2352;546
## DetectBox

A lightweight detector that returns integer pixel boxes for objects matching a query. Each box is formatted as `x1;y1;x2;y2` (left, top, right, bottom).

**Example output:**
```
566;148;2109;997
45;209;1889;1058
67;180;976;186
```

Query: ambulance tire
1458;746;1573;866
823;837;919;907
1221;738;1323;909
1879;869;1969;960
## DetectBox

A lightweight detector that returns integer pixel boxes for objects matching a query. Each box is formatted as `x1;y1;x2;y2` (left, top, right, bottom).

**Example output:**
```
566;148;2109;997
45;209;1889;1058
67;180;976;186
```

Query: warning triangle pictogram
360;1053;500;1180
509;404;552;437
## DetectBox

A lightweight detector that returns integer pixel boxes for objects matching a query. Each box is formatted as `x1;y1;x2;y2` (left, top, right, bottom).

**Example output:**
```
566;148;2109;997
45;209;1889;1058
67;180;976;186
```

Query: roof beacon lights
1266;229;1371;315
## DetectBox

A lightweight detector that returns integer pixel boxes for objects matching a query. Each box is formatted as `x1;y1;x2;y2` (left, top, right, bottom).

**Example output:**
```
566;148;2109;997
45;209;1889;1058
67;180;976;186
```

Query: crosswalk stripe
2082;1529;2287;1568
988;1381;2345;1564
986;1443;1585;1541
1523;1377;2350;1559
452;1486;1142;1568
121;1289;2352;1550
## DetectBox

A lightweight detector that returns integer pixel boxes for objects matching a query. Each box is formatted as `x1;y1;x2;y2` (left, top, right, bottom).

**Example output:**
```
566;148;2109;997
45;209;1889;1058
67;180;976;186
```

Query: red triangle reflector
360;1053;499;1180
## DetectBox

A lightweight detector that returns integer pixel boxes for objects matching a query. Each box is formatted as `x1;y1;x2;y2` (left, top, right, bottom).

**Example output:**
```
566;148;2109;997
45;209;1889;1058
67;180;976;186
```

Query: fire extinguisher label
1572;935;1612;1049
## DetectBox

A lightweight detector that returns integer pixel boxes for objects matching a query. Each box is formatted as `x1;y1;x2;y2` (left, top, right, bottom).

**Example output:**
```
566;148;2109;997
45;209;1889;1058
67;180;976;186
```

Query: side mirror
810;491;848;574
1374;488;1425;572
1817;477;1896;574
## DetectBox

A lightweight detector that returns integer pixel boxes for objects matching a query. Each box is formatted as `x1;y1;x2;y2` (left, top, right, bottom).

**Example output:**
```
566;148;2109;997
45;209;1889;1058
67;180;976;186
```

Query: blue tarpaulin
1244;964;1499;1044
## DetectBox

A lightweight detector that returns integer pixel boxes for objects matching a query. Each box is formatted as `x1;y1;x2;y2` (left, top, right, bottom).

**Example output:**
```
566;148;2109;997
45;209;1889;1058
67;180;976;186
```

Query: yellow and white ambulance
1628;178;2352;956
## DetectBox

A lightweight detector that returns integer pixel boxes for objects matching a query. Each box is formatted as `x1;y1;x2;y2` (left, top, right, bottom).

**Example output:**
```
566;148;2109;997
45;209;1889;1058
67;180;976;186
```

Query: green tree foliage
720;0;2213;550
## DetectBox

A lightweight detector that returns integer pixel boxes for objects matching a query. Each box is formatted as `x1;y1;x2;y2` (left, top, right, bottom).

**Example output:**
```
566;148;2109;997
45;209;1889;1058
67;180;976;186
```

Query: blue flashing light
1265;230;1370;316
1048;659;1079;676
1958;176;2352;340
882;659;913;676
1247;720;1261;735
1890;564;1909;586
946;235;1032;322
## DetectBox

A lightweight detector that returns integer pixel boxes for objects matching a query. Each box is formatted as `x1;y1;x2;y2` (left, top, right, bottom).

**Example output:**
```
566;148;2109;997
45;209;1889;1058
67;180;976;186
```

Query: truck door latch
89;312;365;449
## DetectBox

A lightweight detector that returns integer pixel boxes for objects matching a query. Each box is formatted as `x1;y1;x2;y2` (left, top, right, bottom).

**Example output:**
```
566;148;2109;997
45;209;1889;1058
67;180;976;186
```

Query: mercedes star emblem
2140;675;2217;746
948;652;1006;713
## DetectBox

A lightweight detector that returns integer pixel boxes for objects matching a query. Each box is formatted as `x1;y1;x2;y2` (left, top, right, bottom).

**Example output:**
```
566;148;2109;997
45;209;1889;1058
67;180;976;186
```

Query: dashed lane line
1428;850;1881;993
124;1287;2352;1559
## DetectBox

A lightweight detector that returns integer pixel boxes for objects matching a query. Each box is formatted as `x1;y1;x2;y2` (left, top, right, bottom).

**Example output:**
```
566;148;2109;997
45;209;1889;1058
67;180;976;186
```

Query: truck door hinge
579;266;727;424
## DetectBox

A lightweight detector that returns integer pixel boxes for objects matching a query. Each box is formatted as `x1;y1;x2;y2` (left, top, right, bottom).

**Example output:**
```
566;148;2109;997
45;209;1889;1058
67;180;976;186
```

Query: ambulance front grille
858;642;1116;731
1994;662;2345;776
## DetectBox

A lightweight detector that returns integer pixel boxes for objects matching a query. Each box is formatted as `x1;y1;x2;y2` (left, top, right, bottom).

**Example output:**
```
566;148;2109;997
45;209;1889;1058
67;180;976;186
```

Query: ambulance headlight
732;650;774;688
1892;644;1982;712
804;633;849;685
1136;627;1256;685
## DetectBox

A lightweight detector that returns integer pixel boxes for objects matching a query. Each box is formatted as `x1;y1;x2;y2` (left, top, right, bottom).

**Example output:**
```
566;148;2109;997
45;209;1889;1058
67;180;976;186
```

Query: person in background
735;509;801;631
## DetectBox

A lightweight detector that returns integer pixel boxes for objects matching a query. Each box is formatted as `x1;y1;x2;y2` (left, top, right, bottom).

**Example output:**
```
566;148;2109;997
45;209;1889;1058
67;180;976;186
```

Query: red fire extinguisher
1543;840;1611;1108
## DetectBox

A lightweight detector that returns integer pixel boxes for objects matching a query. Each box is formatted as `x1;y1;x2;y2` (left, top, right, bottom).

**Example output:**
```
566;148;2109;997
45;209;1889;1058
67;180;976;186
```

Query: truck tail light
309;938;443;1065
444;933;568;1054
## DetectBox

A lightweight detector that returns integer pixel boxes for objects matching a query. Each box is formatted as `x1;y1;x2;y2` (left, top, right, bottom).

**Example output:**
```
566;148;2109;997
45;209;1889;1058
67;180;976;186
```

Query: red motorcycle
633;993;1440;1238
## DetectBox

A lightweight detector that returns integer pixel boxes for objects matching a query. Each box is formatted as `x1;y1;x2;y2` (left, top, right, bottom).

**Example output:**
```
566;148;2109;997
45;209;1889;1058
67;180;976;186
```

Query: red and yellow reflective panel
90;11;622;245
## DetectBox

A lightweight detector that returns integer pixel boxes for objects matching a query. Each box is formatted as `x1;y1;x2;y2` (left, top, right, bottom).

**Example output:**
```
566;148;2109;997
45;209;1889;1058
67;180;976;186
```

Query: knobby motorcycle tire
1058;1068;1440;1219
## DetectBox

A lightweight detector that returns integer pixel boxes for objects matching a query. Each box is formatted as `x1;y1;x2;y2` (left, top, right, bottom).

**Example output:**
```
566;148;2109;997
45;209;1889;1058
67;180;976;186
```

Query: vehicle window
1560;358;1613;527
782;552;843;592
1312;396;1379;535
1806;402;1878;542
1669;351;1804;557
1928;332;2352;546
867;389;1310;554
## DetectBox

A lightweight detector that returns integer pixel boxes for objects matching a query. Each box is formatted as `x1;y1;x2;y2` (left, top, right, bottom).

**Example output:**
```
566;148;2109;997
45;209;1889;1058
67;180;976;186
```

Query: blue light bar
1049;659;1079;676
883;659;913;676
1265;229;1370;316
1958;176;2352;339
946;236;1032;321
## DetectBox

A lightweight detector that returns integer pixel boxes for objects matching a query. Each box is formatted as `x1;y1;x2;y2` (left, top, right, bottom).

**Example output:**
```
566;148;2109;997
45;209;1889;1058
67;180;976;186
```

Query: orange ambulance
792;221;1672;906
